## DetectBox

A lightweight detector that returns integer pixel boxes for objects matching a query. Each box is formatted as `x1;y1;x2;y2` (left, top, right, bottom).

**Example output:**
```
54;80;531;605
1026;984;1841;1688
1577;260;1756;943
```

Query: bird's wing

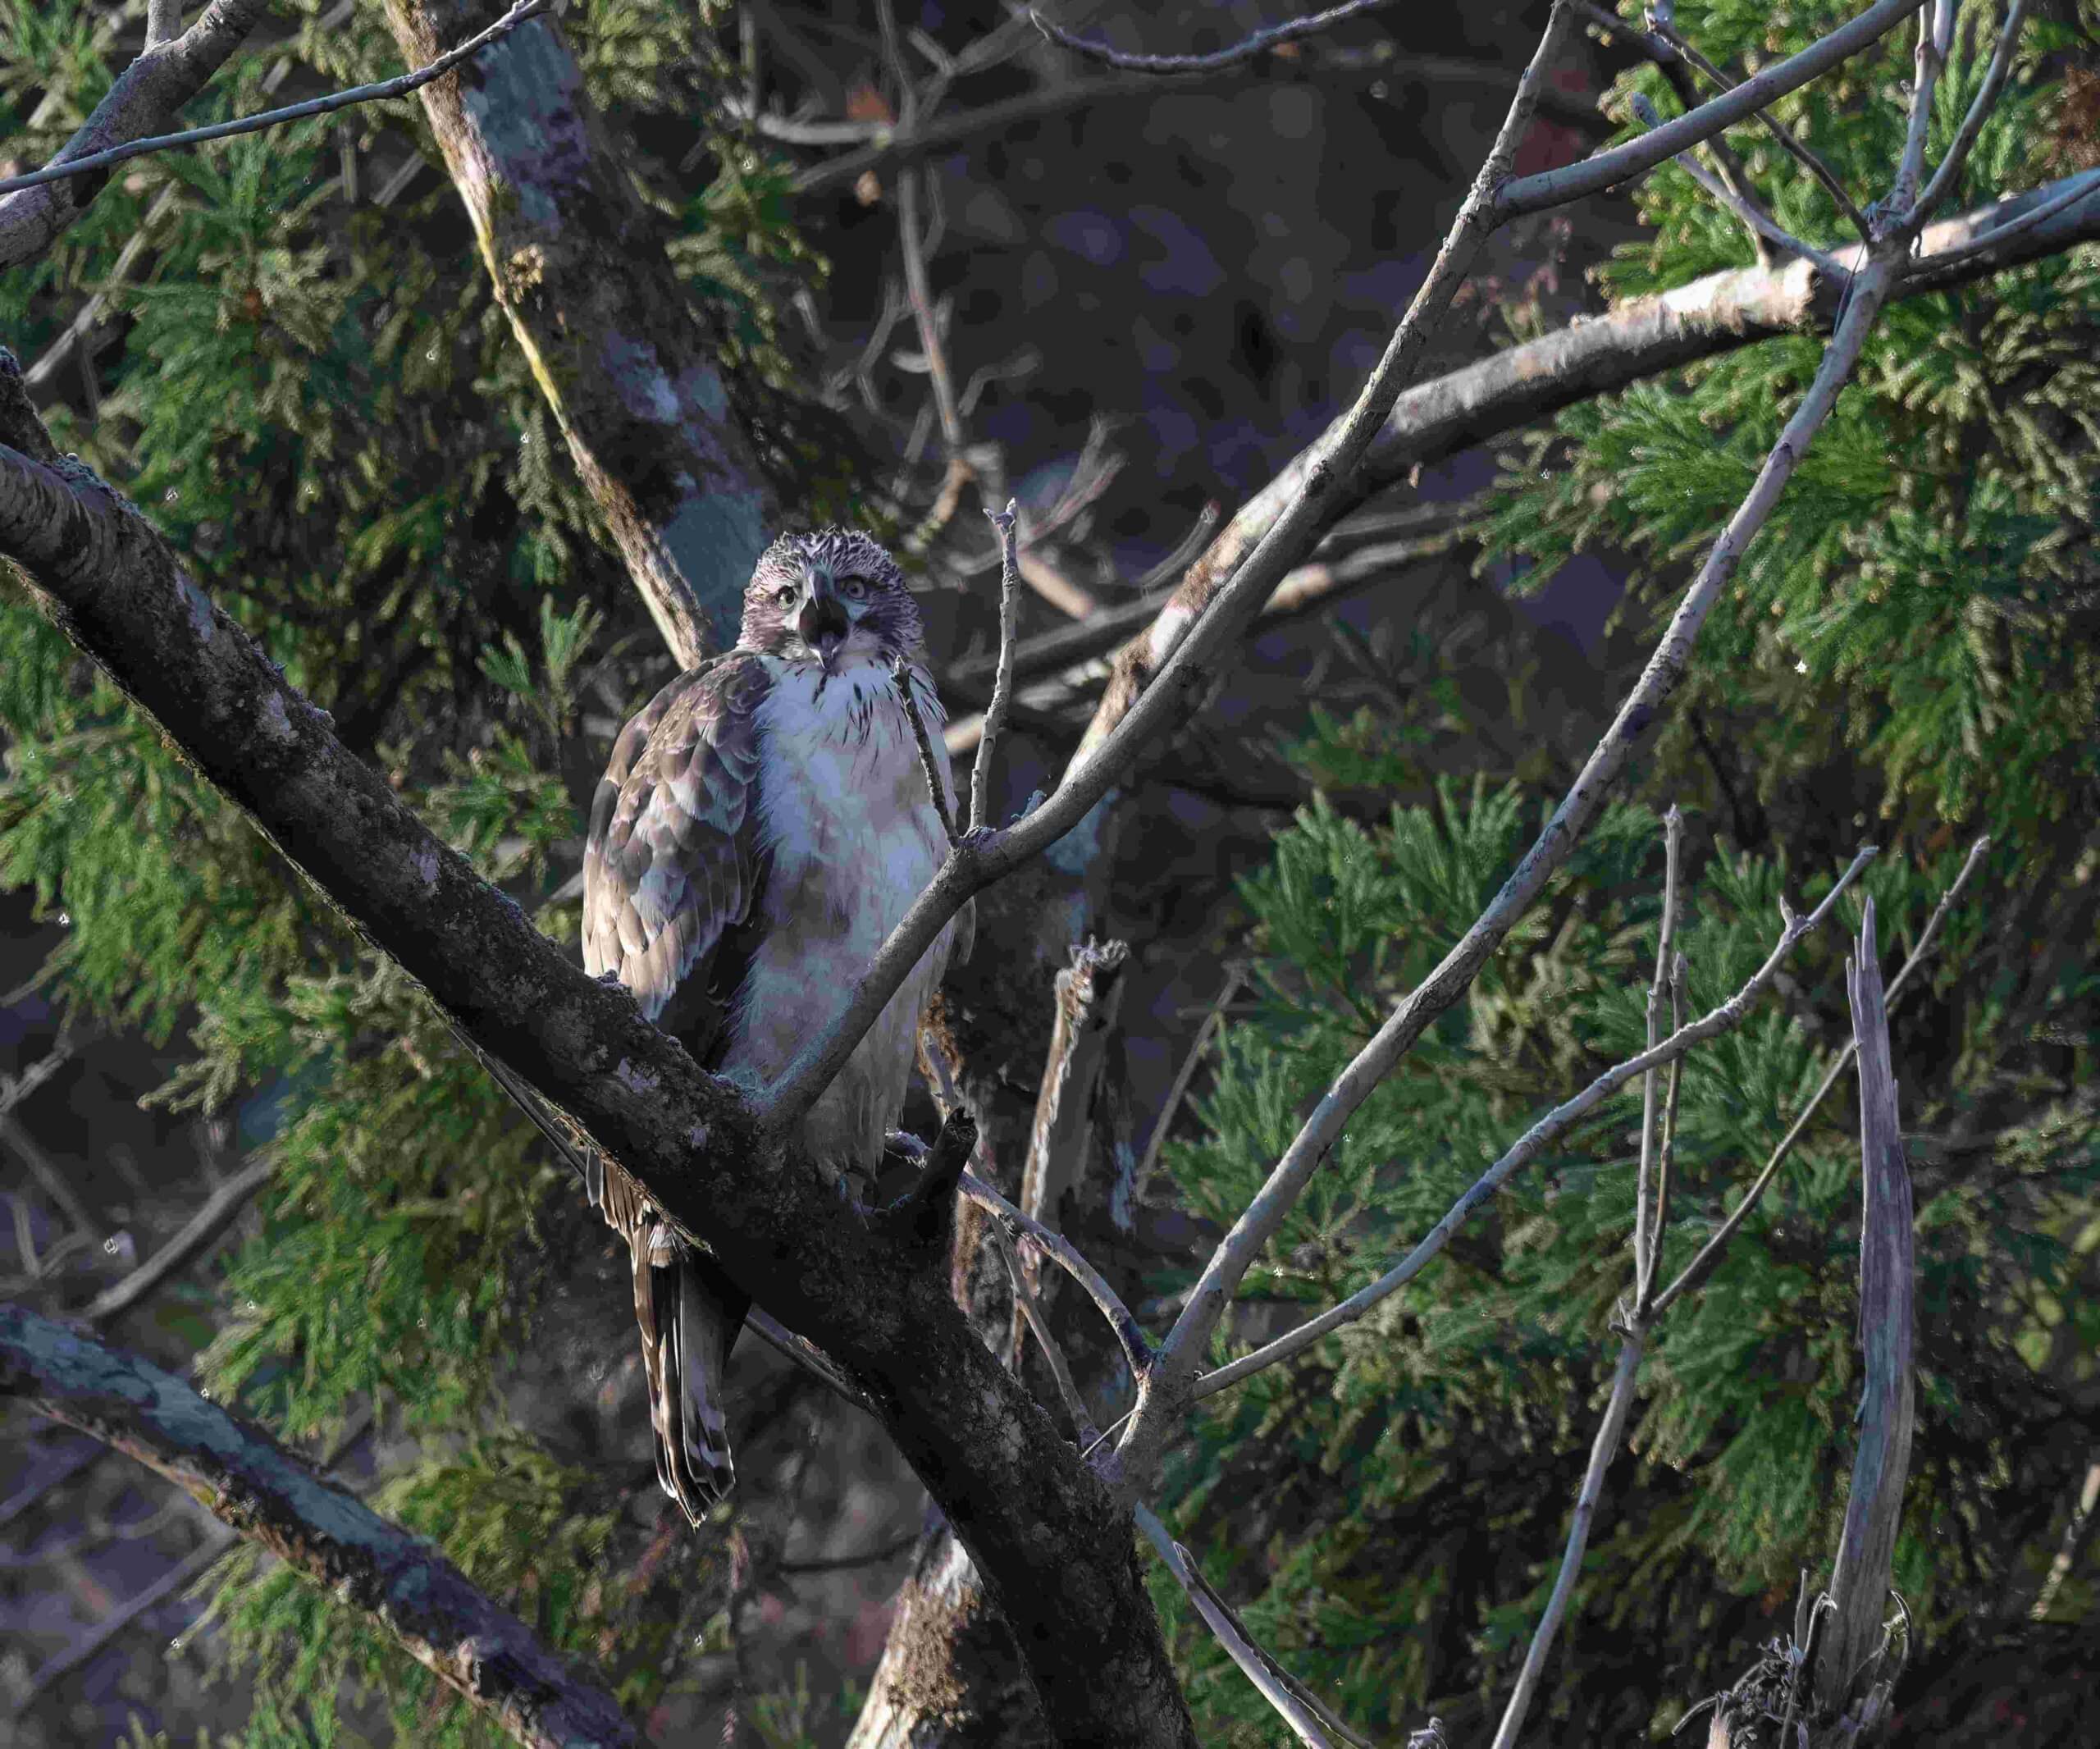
580;651;769;1523
582;651;770;1054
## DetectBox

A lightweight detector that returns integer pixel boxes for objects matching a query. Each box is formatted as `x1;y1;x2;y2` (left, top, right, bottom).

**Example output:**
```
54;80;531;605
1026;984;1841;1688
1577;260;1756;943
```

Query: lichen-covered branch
380;0;776;664
0;1303;642;1749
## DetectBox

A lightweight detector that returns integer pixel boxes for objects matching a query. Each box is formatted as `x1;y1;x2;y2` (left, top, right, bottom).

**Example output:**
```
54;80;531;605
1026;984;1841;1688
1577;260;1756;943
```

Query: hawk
580;528;970;1523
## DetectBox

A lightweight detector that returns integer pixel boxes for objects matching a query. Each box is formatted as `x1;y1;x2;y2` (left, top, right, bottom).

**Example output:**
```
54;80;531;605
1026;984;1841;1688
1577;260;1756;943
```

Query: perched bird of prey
581;528;970;1523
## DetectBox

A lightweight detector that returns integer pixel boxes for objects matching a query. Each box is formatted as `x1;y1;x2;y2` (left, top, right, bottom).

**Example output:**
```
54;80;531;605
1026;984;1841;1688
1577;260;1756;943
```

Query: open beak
795;564;849;669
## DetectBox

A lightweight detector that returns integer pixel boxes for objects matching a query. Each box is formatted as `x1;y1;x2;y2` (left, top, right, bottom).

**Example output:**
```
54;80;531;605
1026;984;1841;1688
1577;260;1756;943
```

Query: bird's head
740;529;922;674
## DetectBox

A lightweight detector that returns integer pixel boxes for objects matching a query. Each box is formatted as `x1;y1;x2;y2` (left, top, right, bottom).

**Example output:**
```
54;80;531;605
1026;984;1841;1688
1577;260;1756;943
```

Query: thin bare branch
1628;92;1845;271
81;1157;273;1324
1496;0;1932;220
897;167;966;456
1132;962;1246;1212
1813;898;1918;1718
1913;165;2100;272
1635;7;1876;239
145;1;186;50
1652;833;1988;1317
959;1169;1153;1381
0;1303;643;1747
993;1228;1098;1447
969;500;1021;833
893;655;960;844
756;0;1579;1139
1634;804;1686;1308
0;2;550;199
1149;224;1912;1409
792;48;1603;198
2030;1459;2100;1621
1490;1335;1646;1749
1184;847;1879;1406
1134;1502;1356;1749
1032;0;1396;74
1915;0;2031;218
1013;938;1130;1345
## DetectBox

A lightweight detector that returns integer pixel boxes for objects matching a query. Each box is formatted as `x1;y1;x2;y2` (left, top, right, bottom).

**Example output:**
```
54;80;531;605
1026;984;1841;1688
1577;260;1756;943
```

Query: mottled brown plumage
581;529;969;1523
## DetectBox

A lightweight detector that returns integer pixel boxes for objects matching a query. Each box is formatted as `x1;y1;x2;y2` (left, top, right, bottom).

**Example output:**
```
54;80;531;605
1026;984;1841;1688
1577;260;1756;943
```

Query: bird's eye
839;575;868;601
774;585;796;608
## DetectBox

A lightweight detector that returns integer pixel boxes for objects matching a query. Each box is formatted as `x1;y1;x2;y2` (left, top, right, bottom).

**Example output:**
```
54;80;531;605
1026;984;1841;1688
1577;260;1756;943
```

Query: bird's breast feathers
726;655;964;1166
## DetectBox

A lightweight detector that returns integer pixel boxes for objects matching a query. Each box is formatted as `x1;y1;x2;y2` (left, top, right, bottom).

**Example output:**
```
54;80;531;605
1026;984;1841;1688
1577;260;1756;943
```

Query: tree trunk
381;0;774;663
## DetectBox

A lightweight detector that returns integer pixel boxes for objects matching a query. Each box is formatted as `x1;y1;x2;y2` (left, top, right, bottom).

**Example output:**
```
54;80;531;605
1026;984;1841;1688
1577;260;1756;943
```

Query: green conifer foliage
1155;5;2098;1739
2;3;829;1738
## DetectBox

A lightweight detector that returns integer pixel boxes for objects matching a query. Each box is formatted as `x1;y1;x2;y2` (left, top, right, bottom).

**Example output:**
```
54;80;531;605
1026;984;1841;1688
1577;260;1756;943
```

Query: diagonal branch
1033;0;1397;74
1180;846;1877;1406
0;2;549;199
0;1303;642;1749
0;0;272;272
1148;222;1913;1410
0;357;1198;1749
1813;898;1918;1719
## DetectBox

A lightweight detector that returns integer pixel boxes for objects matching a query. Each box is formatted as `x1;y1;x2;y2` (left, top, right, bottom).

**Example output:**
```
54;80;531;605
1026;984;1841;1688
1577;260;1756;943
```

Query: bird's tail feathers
644;1228;746;1525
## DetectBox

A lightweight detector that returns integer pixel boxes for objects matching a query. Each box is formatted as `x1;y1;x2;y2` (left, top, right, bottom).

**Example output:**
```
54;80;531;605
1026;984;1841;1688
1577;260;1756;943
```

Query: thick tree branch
380;0;776;664
0;0;272;272
0;361;1196;1747
0;1303;642;1749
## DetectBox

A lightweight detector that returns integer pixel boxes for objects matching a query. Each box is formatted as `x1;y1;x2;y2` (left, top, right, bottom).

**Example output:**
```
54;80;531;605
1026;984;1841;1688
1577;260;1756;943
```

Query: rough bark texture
0;370;1195;1749
0;1303;642;1749
0;0;272;271
851;808;1125;1749
381;0;774;663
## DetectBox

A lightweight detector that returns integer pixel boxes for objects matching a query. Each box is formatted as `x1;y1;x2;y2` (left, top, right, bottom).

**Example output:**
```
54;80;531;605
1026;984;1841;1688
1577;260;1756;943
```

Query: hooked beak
795;563;850;669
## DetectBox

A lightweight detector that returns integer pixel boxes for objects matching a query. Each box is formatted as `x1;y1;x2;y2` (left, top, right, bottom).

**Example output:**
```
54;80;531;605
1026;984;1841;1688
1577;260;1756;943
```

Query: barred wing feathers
580;652;769;1524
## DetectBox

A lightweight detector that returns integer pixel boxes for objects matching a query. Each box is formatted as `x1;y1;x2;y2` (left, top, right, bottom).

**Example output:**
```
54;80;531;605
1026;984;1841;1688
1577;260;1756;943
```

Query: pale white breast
726;655;961;1172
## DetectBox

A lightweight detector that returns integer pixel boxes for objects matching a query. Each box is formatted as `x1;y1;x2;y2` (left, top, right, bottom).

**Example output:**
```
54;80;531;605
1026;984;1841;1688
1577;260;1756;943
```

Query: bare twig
0;1303;642;1747
1812;898;1918;1719
1628;92;1845;272
1652;834;1988;1316
1633;805;1686;1308
1134;1500;1366;1748
1915;0;2031;219
1490;1336;1646;1749
81;1158;273;1324
897;167;966;457
993;1228;1098;1447
1495;0;1933;220
144;0;185;50
1183;847;1879;1406
792;48;1602;198
970;500;1021;833
2030;1459;2100;1620
24;1523;240;1701
1132;963;1247;1212
0;2;550;198
1013;939;1130;1349
893;655;960;843
1149;222;1909;1413
1915;165;2100;272
0;1113;96;1236
1637;8;1876;240
959;1169;1153;1381
1033;0;1397;74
